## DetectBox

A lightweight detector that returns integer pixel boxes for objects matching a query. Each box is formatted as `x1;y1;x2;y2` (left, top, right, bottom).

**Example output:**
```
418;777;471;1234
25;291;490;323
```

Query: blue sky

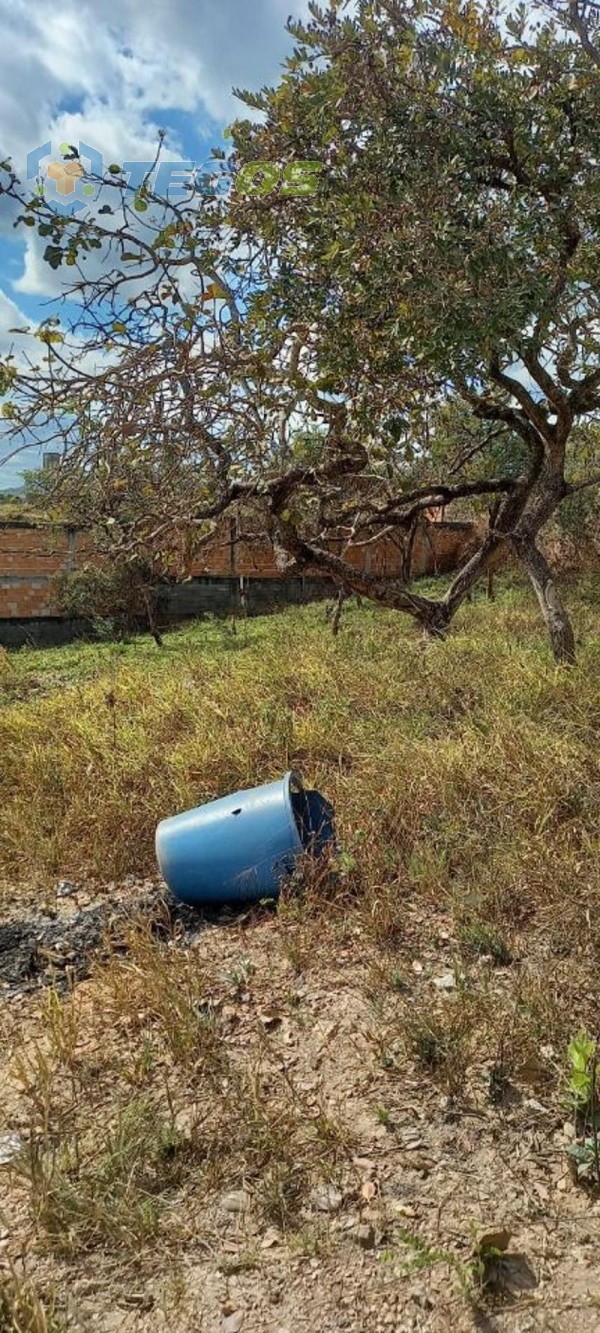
0;0;312;488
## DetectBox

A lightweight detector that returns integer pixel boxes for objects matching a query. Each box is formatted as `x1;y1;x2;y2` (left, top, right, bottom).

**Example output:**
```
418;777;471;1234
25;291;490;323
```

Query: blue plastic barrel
156;771;334;907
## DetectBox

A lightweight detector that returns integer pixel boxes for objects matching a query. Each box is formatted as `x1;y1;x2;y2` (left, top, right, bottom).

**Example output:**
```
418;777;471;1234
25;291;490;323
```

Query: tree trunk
331;585;347;636
515;538;576;664
401;517;419;582
142;587;163;648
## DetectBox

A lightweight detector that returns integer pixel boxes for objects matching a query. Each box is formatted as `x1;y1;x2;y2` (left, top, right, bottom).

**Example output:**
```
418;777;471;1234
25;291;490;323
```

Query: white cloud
2;0;312;170
0;288;35;354
1;0;312;297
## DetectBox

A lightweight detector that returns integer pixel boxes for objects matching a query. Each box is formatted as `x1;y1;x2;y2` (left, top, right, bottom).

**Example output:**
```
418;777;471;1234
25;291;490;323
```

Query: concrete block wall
0;516;479;642
0;523;76;618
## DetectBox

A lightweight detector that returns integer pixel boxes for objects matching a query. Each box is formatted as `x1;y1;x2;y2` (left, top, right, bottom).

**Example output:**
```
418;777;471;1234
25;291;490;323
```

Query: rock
433;972;456;992
475;1226;512;1255
57;880;77;898
352;1223;376;1249
261;1227;281;1249
221;1190;250;1215
310;1184;343;1213
222;1313;244;1333
392;1202;417;1219
0;1132;22;1165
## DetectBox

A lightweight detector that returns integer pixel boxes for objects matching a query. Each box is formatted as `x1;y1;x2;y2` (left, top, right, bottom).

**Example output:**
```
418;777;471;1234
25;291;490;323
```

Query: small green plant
224;956;256;990
255;1160;307;1229
470;1226;513;1292
487;1059;509;1106
458;919;512;967
566;1030;596;1112
16;1099;186;1255
404;1000;476;1097
565;1030;600;1186
389;1227;475;1296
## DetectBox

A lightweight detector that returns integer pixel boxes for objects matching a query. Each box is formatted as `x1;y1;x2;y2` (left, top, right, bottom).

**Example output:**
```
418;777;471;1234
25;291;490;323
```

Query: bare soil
2;876;600;1333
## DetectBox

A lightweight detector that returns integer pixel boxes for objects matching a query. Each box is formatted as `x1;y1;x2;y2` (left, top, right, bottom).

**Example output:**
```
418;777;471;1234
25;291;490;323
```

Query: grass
2;574;600;1321
1;575;598;895
9;920;352;1259
17;1097;186;1255
0;1269;66;1333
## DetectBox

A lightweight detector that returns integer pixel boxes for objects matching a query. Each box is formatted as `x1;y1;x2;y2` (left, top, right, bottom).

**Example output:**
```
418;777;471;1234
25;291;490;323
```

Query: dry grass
2;576;600;1327
7;921;352;1263
0;1268;65;1333
0;577;598;904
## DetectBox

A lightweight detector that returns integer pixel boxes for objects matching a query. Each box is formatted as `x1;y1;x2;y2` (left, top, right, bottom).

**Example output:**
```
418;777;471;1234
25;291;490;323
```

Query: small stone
222;1313;244;1333
352;1223;376;1249
433;972;456;992
310;1184;343;1213
475;1226;512;1255
57;880;76;898
0;1132;22;1165
261;1228;281;1249
393;1203;417;1219
221;1191;250;1215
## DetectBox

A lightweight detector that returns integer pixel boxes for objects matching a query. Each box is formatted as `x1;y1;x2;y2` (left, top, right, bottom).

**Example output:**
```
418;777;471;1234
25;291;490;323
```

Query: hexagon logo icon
26;141;103;215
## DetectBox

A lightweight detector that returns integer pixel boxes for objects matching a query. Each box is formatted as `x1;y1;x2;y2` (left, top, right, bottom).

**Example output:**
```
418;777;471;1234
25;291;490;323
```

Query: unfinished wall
0;516;478;643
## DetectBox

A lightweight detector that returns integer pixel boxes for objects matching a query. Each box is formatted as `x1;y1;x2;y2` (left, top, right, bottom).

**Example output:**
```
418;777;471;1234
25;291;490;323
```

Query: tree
229;0;600;660
1;0;600;661
537;2;600;67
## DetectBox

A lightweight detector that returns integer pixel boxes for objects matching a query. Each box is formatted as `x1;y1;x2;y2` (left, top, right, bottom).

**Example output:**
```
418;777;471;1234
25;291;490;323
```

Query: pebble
221;1191;250;1215
433;972;456;992
309;1184;343;1213
352;1223;376;1249
57;880;77;898
0;1132;22;1165
222;1313;244;1333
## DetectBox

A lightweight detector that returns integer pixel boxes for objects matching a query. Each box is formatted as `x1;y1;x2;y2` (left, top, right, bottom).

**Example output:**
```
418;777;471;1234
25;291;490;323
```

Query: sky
0;0;312;488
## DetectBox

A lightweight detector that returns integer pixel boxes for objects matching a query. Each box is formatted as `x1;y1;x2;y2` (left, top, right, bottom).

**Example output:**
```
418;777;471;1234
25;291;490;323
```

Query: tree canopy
1;0;600;659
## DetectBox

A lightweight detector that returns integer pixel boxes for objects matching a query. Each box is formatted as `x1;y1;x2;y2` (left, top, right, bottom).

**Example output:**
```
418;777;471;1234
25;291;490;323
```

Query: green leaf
42;245;63;270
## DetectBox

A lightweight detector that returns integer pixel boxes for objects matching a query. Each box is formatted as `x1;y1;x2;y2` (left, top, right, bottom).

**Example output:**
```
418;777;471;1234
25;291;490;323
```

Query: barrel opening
290;787;312;848
290;786;335;854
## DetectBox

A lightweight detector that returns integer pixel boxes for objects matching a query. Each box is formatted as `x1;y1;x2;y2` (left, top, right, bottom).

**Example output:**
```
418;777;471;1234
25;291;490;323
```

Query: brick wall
190;519;478;581
0;516;479;621
0;523;73;619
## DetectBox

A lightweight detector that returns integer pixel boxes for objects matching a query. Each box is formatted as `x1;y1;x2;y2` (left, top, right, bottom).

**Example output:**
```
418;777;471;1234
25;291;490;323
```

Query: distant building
42;452;61;472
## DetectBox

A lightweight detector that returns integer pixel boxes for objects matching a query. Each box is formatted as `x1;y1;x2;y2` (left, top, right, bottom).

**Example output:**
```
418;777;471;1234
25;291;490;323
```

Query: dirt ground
2;877;600;1333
